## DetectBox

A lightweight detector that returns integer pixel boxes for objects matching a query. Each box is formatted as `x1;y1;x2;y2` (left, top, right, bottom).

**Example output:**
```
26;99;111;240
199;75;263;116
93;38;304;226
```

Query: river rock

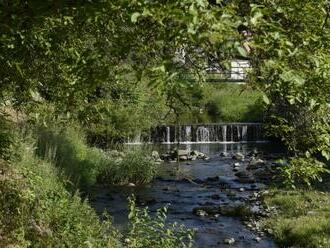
203;156;210;161
195;209;208;217
220;152;229;157
224;238;235;245
179;155;188;161
248;158;265;170
235;171;256;183
191;150;208;159
254;237;262;242
232;152;245;161
233;162;240;167
193;206;219;216
176;149;189;156
151;151;160;160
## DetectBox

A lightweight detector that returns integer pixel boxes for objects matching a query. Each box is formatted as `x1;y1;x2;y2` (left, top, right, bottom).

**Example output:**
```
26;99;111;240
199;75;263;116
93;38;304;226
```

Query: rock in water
224;238;235;245
220;152;228;157
232;152;245;161
254;237;262;242
176;149;189;156
151;150;160;160
235;171;256;183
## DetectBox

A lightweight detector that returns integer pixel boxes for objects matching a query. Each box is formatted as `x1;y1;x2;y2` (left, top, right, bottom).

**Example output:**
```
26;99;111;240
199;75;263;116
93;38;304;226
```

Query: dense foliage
1;0;330;246
0;142;119;247
247;0;330;185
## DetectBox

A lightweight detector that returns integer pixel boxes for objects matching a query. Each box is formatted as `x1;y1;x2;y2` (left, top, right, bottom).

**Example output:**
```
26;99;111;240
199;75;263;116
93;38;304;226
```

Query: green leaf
321;150;330;160
262;94;270;105
131;12;141;23
237;46;247;57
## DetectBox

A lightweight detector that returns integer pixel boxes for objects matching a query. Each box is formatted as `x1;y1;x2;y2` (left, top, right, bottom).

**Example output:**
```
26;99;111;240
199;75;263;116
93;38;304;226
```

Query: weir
127;123;265;144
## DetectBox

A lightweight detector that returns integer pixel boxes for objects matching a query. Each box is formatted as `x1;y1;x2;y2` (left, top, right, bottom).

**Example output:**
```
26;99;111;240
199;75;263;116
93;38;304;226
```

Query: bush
281;157;329;188
36;126;109;190
125;196;194;248
0;112;18;161
0;142;119;247
100;149;157;185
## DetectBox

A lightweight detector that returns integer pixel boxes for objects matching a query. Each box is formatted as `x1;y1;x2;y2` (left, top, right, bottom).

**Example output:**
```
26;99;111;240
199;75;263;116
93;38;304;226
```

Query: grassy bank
0;141;119;247
202;83;264;123
0;120;193;247
36;127;157;190
262;187;330;248
177;83;264;124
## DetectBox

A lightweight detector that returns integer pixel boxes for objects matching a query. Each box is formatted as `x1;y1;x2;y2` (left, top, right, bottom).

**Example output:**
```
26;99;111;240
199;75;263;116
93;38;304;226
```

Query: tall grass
203;83;264;123
263;189;330;248
100;148;157;185
0;141;119;247
126;196;194;248
36;126;157;188
36;126;109;190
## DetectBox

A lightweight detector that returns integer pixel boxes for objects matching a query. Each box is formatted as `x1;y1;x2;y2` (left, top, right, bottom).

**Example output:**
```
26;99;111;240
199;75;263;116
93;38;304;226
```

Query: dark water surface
91;143;279;248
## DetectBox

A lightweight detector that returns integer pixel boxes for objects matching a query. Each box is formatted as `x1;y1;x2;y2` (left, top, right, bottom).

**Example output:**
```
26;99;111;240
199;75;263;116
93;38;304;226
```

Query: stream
91;143;279;248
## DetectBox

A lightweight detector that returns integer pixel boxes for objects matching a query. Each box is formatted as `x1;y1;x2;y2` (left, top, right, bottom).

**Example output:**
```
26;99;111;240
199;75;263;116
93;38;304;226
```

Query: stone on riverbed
247;158;265;170
161;149;209;161
235;171;256;184
151;151;160;160
224;238;235;245
193;204;251;217
219;152;229;157
232;152;245;161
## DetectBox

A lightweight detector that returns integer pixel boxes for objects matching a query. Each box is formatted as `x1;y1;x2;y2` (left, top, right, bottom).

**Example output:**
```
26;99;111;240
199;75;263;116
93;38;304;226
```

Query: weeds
0;142;119;247
100;148;157;185
263;189;330;248
126;196;194;248
36;126;110;189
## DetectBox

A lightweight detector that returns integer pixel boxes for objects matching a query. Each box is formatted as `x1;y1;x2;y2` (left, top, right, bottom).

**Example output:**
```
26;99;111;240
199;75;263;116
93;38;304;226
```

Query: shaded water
91;143;278;248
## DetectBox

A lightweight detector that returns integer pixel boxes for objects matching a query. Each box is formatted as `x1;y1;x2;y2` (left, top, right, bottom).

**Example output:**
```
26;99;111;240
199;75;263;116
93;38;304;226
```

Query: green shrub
100;149;157;185
0;142;119;247
0;112;18;161
126;196;194;248
281;157;330;188
36;126;109;189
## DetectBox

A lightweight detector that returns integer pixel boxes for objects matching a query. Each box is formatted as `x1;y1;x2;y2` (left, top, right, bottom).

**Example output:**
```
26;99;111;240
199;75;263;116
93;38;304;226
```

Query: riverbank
261;186;330;248
0;124;193;247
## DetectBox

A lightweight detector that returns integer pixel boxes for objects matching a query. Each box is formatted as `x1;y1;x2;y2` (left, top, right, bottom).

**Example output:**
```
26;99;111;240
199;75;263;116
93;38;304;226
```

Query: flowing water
127;123;264;144
91;143;279;248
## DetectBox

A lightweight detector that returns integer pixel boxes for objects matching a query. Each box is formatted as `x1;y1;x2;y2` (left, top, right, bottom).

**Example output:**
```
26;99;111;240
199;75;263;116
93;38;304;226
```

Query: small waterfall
237;125;241;141
196;126;210;142
242;125;248;142
185;126;192;142
222;125;227;142
166;126;170;143
126;123;265;144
